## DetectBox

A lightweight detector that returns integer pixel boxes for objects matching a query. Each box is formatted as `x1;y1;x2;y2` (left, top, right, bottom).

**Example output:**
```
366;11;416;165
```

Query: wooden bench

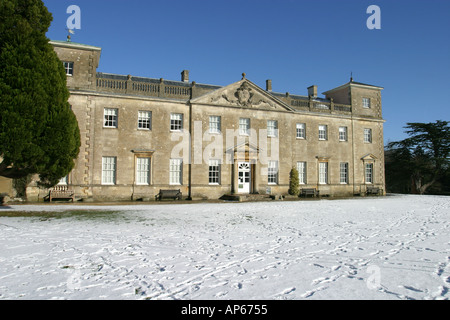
301;188;319;198
49;186;75;202
366;186;381;196
155;189;182;201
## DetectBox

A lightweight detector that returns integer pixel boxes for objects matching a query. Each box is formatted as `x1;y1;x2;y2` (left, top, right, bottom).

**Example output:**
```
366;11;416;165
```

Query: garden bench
155;189;182;201
366;186;381;195
301;188;319;198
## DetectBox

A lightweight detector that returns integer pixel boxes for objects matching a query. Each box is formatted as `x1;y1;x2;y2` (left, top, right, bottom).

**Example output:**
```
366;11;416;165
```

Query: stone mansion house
26;40;385;201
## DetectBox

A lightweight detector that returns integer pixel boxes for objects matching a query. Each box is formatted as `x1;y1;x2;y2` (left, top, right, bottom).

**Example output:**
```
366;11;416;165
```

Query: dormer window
63;61;74;76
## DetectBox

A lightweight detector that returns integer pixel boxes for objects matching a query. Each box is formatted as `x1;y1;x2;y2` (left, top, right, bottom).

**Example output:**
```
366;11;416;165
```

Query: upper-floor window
267;120;278;137
239;118;250;135
63;61;74;76
364;128;373;143
209;116;221;134
104;108;118;128
138;111;152;130
339;126;348;141
319;125;328;141
170;113;183;131
362;98;371;109
296;123;306;139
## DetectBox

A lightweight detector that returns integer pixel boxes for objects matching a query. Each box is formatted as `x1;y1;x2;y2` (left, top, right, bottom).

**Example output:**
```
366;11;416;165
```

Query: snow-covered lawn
0;194;449;300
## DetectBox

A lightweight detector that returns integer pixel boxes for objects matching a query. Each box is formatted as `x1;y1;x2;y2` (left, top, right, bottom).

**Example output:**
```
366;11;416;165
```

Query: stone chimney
266;79;272;91
308;85;318;98
181;70;189;83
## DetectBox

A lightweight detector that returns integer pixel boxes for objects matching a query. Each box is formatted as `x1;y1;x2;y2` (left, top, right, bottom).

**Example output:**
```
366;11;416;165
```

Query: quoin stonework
23;40;385;201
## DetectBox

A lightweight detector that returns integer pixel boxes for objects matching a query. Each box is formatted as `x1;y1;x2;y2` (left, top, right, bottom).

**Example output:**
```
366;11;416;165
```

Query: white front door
238;162;251;194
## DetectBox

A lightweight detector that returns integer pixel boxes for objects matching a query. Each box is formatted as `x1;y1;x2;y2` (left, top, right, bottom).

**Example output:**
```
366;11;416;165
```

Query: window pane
365;163;373;184
267;120;278;137
208;159;221;184
239;118;250;135
364;128;372;143
339;127;347;141
268;160;278;184
209;116;221;133
296;123;305;139
170;114;183;131
319;125;327;140
63;62;73;76
297;161;307;184
138;111;152;130
170;159;182;185
319;162;328;184
136;157;150;185
104;108;118;128
102;157;116;185
340;162;348;184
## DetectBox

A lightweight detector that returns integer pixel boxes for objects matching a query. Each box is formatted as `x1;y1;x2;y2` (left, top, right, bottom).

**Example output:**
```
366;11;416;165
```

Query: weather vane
66;28;75;42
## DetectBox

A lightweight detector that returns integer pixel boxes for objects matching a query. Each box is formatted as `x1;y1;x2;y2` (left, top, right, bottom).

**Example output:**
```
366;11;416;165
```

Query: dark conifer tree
0;0;81;187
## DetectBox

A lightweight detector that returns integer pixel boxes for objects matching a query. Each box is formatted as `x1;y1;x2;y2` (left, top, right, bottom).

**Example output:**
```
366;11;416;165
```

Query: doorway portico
229;142;260;195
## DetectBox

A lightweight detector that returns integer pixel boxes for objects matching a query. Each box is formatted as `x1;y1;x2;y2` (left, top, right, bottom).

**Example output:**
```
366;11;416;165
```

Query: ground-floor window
340;162;349;184
268;160;278;184
297;161;307;184
102;156;116;185
319;162;328;184
365;163;374;184
136;157;151;185
170;159;183;185
208;159;221;185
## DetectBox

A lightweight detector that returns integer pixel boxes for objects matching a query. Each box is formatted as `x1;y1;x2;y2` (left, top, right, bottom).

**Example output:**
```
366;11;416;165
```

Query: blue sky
43;0;450;143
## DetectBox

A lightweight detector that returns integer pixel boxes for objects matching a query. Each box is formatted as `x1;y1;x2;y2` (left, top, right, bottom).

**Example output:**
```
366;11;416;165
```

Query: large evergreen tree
0;0;80;188
386;121;449;195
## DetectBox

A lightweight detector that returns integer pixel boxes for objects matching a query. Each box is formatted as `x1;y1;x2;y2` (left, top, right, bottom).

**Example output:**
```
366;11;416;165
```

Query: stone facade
25;40;385;201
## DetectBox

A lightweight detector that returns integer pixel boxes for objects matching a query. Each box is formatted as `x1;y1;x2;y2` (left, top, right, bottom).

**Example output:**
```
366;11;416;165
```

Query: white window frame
102;156;116;185
104;108;118;128
267;120;278;137
138;111;152;130
209;116;221;134
297;161;307;185
364;128;373;143
268;160;278;185
319;125;328;141
365;163;374;184
319;162;328;185
136;157;151;185
170;113;183;131
340;162;349;184
363;97;371;109
169;159;183;185
239;118;250;136
339;126;348;142
208;159;221;185
63;61;74;76
296;123;306;139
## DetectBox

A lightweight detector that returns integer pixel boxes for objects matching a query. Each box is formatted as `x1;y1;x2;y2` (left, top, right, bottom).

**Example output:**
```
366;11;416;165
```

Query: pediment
361;153;378;161
191;79;293;112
